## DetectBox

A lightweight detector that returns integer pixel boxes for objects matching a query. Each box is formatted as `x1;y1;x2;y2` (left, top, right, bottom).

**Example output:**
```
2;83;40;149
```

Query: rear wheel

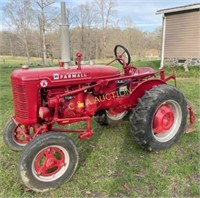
19;133;79;192
130;84;188;151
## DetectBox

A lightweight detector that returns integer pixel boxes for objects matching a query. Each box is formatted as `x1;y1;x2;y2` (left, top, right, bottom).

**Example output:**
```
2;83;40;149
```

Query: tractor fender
129;79;166;106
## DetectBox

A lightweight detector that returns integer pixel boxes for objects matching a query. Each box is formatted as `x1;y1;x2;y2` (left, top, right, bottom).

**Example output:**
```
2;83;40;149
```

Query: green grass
0;55;58;67
133;59;200;78
0;58;199;197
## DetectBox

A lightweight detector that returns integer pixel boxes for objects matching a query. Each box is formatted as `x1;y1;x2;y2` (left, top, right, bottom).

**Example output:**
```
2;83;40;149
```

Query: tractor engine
39;87;98;122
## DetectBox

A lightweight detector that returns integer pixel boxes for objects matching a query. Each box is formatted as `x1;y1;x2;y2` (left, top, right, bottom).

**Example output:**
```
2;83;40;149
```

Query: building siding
164;10;200;58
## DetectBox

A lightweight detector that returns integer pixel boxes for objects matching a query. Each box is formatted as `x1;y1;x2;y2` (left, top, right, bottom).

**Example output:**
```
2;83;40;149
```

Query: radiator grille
12;84;28;119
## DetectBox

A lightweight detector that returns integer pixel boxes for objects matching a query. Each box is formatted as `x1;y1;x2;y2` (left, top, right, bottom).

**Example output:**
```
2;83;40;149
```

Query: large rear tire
19;133;79;192
130;84;188;151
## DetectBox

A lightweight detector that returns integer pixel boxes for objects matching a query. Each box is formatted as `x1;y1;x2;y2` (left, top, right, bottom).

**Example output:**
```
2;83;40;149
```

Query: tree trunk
24;38;31;65
41;8;47;65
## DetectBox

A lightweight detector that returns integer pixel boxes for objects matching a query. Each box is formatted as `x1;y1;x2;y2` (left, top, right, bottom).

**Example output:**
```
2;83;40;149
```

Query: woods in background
0;0;161;64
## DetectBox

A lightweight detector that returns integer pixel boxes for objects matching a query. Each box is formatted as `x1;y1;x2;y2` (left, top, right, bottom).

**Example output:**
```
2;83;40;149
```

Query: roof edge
156;3;200;15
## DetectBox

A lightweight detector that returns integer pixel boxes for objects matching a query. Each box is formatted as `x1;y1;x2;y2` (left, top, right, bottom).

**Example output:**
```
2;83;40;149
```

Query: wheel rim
152;100;182;142
106;108;128;121
13;125;33;145
32;145;70;182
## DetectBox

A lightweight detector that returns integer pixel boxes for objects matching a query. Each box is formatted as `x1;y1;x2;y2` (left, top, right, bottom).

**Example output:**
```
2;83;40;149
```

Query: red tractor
4;45;195;192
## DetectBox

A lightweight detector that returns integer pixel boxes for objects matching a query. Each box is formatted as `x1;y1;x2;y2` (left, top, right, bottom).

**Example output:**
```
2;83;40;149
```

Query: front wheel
3;119;34;151
106;107;129;125
19;133;79;192
130;84;188;151
95;108;129;126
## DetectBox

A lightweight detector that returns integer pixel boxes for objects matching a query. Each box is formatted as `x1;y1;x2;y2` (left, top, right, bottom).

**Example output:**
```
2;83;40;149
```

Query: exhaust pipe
60;2;70;68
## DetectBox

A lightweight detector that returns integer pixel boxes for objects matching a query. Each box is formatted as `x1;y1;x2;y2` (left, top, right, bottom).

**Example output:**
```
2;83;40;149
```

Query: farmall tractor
3;3;195;193
4;45;195;192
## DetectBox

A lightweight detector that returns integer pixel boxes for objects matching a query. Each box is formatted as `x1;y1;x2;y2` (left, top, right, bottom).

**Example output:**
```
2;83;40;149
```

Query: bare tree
72;3;97;60
95;0;116;58
35;0;57;64
1;0;161;61
4;0;35;64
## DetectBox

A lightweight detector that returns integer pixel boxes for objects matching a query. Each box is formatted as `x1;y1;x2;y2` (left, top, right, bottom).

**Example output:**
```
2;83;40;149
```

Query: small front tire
19;133;79;192
106;108;129;125
95;109;129;126
3;119;28;151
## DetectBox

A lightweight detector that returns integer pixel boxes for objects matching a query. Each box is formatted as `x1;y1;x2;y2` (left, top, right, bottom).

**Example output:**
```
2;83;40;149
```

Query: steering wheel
114;45;131;65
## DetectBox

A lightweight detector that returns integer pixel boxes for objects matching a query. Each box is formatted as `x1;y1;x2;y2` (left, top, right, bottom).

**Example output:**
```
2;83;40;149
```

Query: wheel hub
46;158;57;167
153;104;174;133
13;126;32;145
14;130;29;144
34;147;65;177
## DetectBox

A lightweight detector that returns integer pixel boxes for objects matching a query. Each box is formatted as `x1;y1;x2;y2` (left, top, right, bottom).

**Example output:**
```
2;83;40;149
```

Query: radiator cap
22;65;29;69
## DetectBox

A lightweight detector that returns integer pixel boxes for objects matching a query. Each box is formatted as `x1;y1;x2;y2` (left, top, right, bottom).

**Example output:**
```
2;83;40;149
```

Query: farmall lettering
53;72;87;80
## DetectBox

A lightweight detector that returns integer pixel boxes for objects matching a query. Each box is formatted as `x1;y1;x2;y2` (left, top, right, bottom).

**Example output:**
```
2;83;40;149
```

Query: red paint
107;106;125;115
13;126;30;144
34;147;65;177
9;49;195;141
153;104;175;133
187;105;196;132
76;52;82;70
13;123;35;144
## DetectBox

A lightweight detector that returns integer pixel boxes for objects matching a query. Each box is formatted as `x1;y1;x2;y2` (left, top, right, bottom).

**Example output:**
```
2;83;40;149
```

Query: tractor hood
11;65;120;87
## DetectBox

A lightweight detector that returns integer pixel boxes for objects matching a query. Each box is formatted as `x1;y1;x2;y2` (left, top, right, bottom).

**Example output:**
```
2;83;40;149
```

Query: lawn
0;58;199;197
